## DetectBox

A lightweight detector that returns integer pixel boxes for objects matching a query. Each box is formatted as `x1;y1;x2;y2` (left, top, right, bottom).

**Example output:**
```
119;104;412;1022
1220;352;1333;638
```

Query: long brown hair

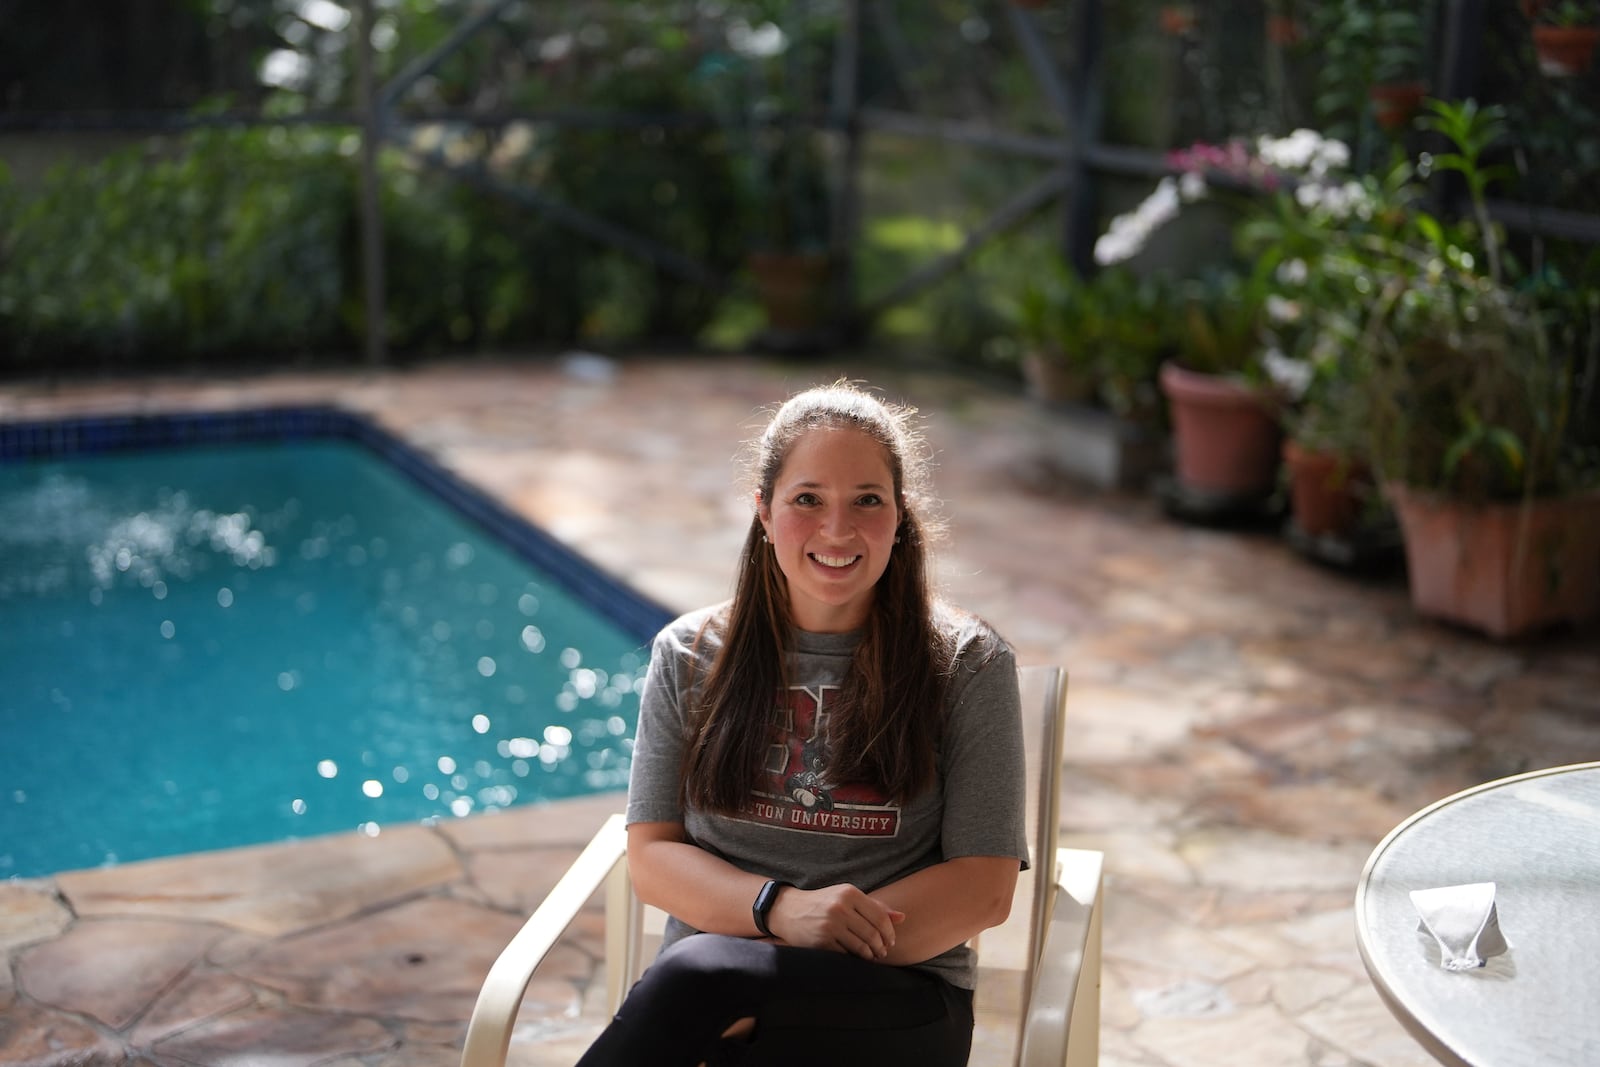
681;382;955;812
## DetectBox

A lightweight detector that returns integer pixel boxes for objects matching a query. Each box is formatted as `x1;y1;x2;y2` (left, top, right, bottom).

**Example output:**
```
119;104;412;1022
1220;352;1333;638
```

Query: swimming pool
0;406;669;879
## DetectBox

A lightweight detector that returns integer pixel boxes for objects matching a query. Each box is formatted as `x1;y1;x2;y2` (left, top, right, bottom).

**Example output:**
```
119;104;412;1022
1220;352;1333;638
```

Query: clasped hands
758;882;904;961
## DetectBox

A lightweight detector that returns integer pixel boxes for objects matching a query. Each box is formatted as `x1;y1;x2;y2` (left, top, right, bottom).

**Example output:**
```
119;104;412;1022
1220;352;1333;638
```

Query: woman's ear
754;490;772;540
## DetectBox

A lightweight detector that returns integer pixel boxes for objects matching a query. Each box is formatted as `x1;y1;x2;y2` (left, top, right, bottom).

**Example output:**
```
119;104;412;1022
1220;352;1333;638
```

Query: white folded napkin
1410;882;1508;971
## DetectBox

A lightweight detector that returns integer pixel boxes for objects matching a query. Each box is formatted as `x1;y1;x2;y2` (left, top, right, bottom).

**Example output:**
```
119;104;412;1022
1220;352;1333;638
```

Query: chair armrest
1018;847;1104;1067
460;814;629;1067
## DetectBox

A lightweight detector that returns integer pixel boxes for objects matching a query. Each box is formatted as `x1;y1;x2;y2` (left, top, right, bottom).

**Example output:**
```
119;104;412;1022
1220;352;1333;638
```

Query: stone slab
57;823;460;938
17;917;223;1030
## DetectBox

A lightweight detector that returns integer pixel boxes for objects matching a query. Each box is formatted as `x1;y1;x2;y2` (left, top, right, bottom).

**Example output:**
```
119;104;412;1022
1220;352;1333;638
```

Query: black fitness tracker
752;879;790;937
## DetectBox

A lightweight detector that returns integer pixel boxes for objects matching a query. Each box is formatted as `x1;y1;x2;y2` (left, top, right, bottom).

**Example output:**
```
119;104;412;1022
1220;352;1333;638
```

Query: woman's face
758;427;901;633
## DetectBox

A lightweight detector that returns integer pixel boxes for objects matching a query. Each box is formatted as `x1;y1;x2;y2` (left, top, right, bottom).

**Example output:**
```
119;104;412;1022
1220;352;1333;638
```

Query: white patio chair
460;665;1103;1067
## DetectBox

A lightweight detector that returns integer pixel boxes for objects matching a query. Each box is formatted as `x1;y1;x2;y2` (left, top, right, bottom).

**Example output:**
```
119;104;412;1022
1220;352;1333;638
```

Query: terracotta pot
1266;15;1304;46
1283;440;1370;538
1159;362;1282;499
1533;26;1600;77
1158;5;1196;35
748;251;830;336
1387;486;1600;638
1369;82;1428;131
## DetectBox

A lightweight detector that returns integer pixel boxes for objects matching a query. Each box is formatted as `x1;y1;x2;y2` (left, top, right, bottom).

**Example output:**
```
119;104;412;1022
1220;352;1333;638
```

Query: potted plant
1229;140;1425;547
1531;2;1600;76
996;255;1169;419
1157;264;1285;505
1365;9;1428;132
1355;100;1600;637
1091;269;1173;432
1365;273;1600;637
1277;322;1385;545
1097;135;1352;509
707;7;836;349
1309;0;1429;138
990;253;1172;489
743;125;832;344
997;254;1101;406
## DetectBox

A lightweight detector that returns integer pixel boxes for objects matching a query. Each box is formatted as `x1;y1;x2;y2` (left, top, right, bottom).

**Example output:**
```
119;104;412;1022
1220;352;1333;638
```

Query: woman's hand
767;883;904;961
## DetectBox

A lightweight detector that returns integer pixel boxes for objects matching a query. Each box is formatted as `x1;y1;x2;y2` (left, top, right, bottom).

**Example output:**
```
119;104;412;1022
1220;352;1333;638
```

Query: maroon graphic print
733;685;901;837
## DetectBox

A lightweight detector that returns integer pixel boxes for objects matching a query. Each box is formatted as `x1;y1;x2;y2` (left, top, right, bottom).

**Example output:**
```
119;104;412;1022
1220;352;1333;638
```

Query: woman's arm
859;631;1027;967
627;821;903;960
867;854;1018;966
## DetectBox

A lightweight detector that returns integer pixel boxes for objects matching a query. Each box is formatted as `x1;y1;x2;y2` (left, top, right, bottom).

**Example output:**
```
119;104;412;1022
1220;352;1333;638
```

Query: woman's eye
793;492;820;506
857;494;883;507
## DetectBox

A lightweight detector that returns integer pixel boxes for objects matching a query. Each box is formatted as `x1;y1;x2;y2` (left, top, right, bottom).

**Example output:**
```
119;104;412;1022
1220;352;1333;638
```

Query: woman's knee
632;935;771;1010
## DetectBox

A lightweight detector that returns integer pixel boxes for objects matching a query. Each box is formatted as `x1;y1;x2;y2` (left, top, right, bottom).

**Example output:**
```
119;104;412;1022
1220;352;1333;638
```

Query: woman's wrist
751;879;791;937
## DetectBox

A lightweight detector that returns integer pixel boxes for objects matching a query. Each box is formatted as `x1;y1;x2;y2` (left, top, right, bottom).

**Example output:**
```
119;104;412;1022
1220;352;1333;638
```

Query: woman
577;381;1026;1067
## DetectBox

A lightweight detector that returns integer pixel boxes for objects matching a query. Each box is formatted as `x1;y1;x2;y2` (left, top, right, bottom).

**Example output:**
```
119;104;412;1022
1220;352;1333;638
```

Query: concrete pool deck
2;353;1597;1066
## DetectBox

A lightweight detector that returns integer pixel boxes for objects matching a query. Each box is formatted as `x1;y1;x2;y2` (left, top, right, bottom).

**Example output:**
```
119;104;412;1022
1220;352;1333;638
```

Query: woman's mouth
809;552;861;570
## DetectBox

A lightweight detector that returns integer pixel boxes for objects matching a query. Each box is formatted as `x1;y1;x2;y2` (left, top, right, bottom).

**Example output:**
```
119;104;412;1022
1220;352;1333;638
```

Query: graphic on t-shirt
736;685;901;838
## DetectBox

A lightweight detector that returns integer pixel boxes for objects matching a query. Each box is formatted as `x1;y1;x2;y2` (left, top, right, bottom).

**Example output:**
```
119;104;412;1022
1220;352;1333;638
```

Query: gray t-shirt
625;604;1028;989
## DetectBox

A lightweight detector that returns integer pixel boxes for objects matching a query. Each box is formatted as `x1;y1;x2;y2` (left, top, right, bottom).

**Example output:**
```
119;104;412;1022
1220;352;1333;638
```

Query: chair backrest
1017;665;1069;994
965;666;1069;1060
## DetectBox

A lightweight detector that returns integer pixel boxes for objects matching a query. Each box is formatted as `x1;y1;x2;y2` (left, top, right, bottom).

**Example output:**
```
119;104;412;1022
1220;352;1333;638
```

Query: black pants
575;933;975;1067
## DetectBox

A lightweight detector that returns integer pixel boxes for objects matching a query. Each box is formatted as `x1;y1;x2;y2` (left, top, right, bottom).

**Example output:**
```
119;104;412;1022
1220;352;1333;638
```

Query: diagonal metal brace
856;167;1070;323
378;0;522;114
407;147;728;291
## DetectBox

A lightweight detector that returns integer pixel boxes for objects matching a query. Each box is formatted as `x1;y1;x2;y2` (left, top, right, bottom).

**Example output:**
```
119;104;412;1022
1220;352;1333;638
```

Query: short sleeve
938;643;1029;868
624;621;695;826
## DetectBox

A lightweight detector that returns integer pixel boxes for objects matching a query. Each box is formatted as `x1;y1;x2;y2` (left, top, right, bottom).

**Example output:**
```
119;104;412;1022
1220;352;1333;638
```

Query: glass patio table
1355;762;1600;1067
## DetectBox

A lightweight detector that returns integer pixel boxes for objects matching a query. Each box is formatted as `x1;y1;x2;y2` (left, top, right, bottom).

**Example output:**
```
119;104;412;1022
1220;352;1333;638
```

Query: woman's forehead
777;428;893;476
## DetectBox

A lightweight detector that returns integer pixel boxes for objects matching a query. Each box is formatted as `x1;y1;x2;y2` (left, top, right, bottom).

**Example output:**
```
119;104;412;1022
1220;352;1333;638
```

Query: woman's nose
820;506;850;537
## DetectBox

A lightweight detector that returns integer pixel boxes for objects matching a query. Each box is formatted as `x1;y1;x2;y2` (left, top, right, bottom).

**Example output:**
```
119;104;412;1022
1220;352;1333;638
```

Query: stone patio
2;353;1596;1066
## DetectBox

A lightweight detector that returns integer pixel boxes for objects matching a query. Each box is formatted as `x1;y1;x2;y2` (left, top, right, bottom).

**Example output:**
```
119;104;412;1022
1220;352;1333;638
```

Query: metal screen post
355;0;387;365
1064;0;1103;278
829;0;864;341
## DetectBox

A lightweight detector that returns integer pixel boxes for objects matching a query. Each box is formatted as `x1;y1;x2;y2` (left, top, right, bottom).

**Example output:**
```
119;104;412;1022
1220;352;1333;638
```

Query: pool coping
0;403;673;642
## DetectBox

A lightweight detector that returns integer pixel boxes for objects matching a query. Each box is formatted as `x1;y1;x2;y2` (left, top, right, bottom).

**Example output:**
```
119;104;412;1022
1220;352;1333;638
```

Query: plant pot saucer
1283;517;1405;573
1155;475;1283;528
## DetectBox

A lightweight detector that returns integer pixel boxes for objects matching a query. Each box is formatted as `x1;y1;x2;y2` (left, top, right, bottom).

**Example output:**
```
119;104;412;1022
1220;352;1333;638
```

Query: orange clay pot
1533;26;1599;77
1283;440;1371;538
1369;82;1427;131
1159;363;1282;499
1387;486;1600;638
1159;5;1196;35
1267;15;1304;46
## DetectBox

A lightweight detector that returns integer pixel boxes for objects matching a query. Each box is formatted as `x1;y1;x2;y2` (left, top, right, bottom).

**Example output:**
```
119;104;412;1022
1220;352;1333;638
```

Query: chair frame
460;665;1102;1067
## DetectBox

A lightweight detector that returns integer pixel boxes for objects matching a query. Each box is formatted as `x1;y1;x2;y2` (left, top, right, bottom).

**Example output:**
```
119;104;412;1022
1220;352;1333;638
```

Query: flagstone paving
2;353;1596;1066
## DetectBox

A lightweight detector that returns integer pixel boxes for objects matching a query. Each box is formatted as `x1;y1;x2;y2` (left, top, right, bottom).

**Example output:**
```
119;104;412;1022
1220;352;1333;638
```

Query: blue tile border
0;405;673;642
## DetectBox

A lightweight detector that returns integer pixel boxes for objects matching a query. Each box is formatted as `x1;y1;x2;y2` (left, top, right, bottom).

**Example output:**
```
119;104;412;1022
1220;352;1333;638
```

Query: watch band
752;879;791;937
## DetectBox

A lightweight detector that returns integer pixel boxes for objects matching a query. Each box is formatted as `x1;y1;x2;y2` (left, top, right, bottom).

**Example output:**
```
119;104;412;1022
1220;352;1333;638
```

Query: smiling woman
576;381;1027;1067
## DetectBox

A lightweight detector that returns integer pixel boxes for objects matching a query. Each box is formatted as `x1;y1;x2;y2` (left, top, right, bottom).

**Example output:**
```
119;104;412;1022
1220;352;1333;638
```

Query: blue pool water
1;422;658;879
